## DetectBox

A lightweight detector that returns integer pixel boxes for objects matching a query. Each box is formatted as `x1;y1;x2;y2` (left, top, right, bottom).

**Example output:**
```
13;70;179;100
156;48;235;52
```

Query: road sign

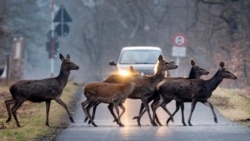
172;46;186;57
55;23;70;37
53;5;72;22
173;33;187;47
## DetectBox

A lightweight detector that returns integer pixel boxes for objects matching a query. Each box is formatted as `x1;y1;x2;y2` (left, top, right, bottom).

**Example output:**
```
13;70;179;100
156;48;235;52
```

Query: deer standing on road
5;54;79;127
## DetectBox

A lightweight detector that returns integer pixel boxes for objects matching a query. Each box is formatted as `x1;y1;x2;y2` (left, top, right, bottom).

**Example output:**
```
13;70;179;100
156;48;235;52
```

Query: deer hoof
132;116;139;120
69;116;74;123
183;122;187;126
157;122;162;126
166;118;171;125
93;123;98;127
118;123;124;127
84;117;88;123
6;118;11;123
113;119;118;123
188;122;193;126
152;122;158;126
214;118;218;123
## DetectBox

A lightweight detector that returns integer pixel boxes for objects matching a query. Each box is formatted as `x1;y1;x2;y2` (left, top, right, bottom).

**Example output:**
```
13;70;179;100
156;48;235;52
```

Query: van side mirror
109;60;117;66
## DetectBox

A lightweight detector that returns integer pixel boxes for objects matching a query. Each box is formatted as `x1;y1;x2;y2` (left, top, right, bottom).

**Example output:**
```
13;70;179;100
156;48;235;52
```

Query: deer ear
129;66;135;72
190;59;196;66
66;54;70;59
59;53;64;60
219;62;224;68
158;55;163;61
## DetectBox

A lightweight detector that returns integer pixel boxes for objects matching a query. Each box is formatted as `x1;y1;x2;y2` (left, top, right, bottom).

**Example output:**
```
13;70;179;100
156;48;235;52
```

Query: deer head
59;53;79;71
155;55;178;74
219;62;237;79
190;59;209;76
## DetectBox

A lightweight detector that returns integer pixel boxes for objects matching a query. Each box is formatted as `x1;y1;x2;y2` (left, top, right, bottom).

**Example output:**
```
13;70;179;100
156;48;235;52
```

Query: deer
83;66;139;125
4;54;79;127
81;66;139;127
134;59;209;126
153;62;237;126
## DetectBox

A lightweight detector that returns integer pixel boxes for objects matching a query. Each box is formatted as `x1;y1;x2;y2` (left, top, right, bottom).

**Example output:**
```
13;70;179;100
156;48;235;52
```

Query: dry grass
210;87;250;127
0;81;78;141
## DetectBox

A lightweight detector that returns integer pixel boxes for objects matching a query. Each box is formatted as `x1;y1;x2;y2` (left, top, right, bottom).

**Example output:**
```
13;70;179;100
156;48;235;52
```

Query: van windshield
119;50;161;64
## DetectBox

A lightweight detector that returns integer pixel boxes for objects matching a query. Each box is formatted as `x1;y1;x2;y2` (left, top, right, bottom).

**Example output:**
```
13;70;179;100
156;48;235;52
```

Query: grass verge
0;81;79;141
210;87;250;127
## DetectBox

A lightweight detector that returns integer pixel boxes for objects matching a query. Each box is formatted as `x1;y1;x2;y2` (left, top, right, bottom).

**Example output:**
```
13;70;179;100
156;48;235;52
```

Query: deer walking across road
154;62;237;126
5;54;79;127
136;59;209;126
81;66;138;127
128;55;178;126
83;67;140;125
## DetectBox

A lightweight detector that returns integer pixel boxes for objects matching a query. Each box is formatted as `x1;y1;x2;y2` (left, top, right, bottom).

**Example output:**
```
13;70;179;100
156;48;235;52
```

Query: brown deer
154;62;237;126
5;54;79;127
135;59;209;126
81;66;139;127
83;66;139;125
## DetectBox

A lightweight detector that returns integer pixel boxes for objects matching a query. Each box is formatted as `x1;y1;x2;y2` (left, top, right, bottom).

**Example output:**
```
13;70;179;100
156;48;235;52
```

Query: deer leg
113;103;124;127
5;99;16;123
89;102;100;124
167;101;180;125
54;98;74;123
11;99;25;127
151;99;162;126
133;108;146;126
187;99;197;126
202;101;217;123
45;100;51;126
108;104;118;123
180;102;187;126
84;102;93;123
132;103;145;119
133;97;154;126
118;103;126;120
142;99;157;126
81;100;97;127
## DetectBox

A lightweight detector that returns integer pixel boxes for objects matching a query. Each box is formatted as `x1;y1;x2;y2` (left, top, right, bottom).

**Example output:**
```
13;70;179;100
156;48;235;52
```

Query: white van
109;46;163;75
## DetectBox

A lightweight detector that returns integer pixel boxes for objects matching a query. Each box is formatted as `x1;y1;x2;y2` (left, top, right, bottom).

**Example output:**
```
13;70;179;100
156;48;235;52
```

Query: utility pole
50;0;55;77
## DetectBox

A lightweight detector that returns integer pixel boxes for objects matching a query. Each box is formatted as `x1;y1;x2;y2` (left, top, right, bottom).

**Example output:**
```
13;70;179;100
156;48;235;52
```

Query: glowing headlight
118;70;130;76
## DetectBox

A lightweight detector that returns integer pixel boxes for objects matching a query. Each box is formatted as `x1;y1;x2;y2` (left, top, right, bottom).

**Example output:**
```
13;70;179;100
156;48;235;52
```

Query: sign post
172;33;187;76
47;2;72;77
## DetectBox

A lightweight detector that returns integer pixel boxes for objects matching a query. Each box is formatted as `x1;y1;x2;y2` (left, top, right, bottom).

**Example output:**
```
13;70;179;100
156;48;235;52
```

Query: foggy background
0;0;249;88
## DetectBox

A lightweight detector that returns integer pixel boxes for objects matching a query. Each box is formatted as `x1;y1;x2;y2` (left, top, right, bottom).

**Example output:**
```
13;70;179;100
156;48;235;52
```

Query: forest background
0;0;249;88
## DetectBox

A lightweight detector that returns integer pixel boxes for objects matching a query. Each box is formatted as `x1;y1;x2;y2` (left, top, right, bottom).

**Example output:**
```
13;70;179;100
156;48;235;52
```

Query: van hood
117;64;156;75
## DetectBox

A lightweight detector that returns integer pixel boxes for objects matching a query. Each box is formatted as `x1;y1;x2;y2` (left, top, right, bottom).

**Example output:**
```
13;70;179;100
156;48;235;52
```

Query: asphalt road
56;90;250;141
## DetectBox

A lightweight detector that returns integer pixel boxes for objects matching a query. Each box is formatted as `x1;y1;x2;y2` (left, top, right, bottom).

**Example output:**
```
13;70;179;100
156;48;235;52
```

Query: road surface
56;90;250;141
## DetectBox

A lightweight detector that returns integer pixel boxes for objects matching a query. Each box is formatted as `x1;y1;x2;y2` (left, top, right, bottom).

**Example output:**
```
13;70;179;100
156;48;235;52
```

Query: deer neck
155;68;165;78
56;68;70;87
205;70;223;95
188;68;199;79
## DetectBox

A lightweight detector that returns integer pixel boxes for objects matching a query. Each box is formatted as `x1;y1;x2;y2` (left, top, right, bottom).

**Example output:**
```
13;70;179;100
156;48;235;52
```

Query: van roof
122;46;162;51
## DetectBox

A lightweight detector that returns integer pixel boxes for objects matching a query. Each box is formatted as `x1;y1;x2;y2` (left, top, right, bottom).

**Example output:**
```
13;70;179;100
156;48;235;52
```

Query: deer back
84;78;136;103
